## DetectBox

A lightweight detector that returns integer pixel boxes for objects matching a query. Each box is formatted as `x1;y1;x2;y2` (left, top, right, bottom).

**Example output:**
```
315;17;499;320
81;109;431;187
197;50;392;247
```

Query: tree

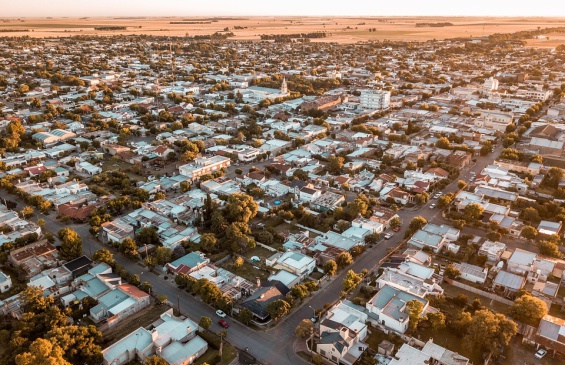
521;226;538;241
543;167;564;189
199;316;212;329
267;299;291;321
145;356;169;365
294;319;314;338
521;207;541;224
509;294;548;326
463;203;484;222
323;260;337;276
16;338;71;365
537;240;563;258
21;206;34;219
233;256;244;270
291;284;309;301
437;194;454;208
342;270;361;291
435;137;451;149
457;180;467;190
200;233;218;253
120;238;139;259
426;312;446;331
336;251;353;268
464;310;517;355
364;232;380;246
58;228;83;261
136;226;160;246
327;156;344;174
224;193;258;224
390;217;401;229
444;264;461;279
405;216;427;238
154;246;173;265
45;325;103;365
406;300;424;332
239;308;253;325
346;196;369;218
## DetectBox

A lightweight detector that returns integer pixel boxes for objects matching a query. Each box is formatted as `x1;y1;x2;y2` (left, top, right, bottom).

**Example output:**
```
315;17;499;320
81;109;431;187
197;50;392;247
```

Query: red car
218;319;229;328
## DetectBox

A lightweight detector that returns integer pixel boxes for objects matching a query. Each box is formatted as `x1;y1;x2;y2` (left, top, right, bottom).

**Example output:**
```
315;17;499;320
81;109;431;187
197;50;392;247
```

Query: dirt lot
2;16;565;44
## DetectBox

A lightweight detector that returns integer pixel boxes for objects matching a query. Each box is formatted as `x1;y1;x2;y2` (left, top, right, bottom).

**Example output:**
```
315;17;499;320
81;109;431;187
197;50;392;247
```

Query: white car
429;204;436;209
384;233;393;240
216;310;227;318
534;349;547;359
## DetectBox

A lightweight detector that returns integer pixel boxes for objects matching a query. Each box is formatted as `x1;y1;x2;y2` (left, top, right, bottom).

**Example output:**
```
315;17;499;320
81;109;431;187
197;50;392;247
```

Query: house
299;186;322;202
240;281;289;323
317;300;369;365
75;161;102;175
389;340;470;365
537;221;562;236
370;206;400;229
507;248;536;275
102;309;207;365
90;284;150;326
8;240;60;278
407;229;446;253
380;187;413;205
352;217;384;234
311;191;345;212
478;240;507;262
166;252;210;275
534;315;565;357
493;270;526;295
453;262;488;284
100;219;134;243
365;284;429;334
376;266;443;297
179;156;231;181
266;251;316;281
0;271;12;293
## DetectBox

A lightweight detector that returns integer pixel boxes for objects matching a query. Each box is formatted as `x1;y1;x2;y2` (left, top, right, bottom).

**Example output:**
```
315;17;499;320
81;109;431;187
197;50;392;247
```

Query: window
320;350;326;356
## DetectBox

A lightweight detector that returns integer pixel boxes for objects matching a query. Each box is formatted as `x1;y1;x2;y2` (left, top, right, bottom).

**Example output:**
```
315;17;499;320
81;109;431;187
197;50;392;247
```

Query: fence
445;278;514;305
255;241;277;252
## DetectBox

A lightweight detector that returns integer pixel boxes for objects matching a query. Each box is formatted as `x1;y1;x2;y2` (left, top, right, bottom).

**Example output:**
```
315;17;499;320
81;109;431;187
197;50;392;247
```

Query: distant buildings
359;89;391;110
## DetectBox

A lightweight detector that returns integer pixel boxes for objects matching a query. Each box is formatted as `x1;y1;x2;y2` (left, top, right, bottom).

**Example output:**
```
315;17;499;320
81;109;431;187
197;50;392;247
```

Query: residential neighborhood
1;10;565;365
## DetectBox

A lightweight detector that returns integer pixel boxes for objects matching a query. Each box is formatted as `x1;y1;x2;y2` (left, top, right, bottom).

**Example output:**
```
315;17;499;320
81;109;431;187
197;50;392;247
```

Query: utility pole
177;294;180;315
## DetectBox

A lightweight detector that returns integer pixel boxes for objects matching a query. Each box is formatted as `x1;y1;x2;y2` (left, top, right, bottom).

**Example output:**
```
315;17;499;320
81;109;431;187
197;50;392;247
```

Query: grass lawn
243;245;277;261
102;303;171;346
196;331;238;365
442;282;509;314
222;257;269;283
365;327;404;351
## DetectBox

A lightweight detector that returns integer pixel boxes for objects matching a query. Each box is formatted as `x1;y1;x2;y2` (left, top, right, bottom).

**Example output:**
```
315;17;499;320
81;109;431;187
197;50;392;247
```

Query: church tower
280;78;288;95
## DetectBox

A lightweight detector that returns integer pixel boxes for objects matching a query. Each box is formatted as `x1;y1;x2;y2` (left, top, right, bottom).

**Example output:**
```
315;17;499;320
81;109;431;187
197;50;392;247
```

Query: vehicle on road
310;317;317;323
218;319;230;328
534;349;547;359
392;227;400;232
216;309;226;318
384;233;393;240
429;204;436;209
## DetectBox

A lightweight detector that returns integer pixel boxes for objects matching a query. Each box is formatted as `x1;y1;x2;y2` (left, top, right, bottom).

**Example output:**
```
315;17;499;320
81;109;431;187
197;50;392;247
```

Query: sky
3;0;565;17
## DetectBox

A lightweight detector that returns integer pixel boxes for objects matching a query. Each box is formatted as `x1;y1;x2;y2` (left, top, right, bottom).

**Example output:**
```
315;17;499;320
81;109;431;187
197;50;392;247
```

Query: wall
445;278;513;305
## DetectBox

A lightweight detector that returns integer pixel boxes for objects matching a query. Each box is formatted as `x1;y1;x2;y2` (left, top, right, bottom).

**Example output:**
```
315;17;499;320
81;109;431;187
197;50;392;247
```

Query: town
1;16;565;365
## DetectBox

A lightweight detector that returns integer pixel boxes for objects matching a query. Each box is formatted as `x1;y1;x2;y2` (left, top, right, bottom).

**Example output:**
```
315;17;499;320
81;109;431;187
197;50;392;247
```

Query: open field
1;16;565;44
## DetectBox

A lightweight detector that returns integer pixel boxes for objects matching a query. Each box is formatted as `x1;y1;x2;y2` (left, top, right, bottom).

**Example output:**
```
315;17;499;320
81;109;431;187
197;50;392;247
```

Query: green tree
239;308;253;325
200;233;218;253
406;300;424;332
521;207;541;224
464;203;484;222
233;256;244;270
16;338;71;365
336;251;353;268
323;260;338;276
120;238;139;259
145;356;169;365
405;216;427;238
342;269;362;291
426;311;446;331
543;167;564;189
199;316;212;329
457;180;467;190
267;299;291;322
294;319;314;339
21;206;34;219
136;226;160;246
224;193;258;224
509;293;548;326
58;228;83;261
327;156;344;174
435;137;451;149
390;217;401;229
464;309;517;355
45;325;103;365
537;240;563;258
444;264;461;279
154;246;173;265
291;284;309;301
521;226;538;241
437;194;454;208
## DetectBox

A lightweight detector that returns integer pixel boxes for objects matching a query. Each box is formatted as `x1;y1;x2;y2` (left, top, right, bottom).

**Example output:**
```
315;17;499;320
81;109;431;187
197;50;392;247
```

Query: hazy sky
4;0;565;17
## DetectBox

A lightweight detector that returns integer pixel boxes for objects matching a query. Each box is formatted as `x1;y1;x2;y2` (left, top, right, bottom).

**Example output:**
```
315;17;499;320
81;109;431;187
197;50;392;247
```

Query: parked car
534;349;547;359
218;319;229;328
392;227;400;232
384;233;393;240
216;310;226;318
310;317;317;323
429;204;436;209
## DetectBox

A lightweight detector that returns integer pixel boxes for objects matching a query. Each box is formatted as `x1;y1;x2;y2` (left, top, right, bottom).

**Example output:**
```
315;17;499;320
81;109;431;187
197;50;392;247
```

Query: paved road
17;144;503;365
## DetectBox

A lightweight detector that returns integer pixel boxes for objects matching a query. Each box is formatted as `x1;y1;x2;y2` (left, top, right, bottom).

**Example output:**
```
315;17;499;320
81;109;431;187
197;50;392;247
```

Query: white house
102;309;207;365
0;271;12;293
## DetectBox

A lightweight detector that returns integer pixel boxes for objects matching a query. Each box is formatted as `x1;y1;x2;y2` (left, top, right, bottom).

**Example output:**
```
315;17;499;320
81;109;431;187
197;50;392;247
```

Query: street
11;143;505;365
